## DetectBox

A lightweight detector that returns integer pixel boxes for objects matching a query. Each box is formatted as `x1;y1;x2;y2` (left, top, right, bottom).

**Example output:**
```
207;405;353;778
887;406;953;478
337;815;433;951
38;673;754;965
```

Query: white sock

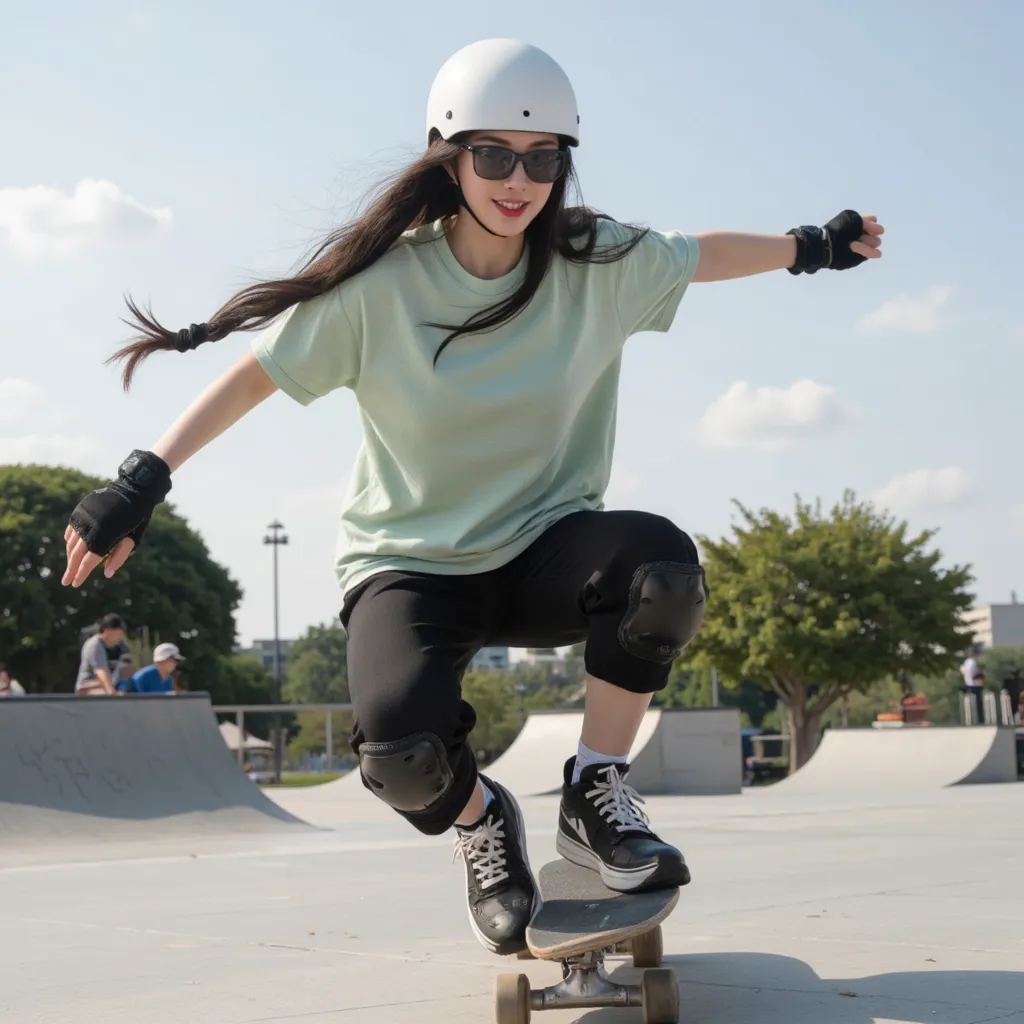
573;741;627;785
457;780;496;832
480;780;495;812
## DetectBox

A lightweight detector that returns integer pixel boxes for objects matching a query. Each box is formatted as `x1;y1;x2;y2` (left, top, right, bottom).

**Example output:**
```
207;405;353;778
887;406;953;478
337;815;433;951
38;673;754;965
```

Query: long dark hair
109;136;647;388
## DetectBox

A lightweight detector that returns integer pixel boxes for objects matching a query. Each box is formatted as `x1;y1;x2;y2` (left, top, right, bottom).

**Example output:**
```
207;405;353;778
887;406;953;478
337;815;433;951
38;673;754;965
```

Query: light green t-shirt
252;217;699;598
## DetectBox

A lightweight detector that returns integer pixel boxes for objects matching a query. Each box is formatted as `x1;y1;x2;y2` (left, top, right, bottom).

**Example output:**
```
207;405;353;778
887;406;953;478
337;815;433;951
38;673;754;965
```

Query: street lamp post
514;681;527;724
263;520;288;784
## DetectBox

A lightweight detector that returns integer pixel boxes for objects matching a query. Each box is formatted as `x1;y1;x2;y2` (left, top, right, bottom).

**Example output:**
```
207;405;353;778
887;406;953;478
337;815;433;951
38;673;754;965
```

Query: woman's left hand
849;214;884;261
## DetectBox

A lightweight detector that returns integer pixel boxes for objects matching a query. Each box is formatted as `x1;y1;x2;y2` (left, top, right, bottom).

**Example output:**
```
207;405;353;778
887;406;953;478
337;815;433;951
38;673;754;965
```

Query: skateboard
494;859;680;1023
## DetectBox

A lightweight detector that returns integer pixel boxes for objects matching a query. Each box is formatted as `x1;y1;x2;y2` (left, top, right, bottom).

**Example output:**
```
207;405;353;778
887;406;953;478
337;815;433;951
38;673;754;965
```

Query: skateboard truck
496;929;679;1023
499;859;681;1022
535;948;641;1009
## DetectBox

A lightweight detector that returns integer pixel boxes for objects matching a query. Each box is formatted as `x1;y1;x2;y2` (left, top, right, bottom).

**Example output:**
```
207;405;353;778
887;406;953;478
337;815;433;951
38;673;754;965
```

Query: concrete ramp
275;708;742;819
0;694;309;846
775;726;1018;793
486;708;742;796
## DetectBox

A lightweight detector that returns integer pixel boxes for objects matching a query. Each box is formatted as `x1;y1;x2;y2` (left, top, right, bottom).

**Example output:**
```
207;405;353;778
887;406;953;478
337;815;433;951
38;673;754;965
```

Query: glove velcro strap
786;225;831;275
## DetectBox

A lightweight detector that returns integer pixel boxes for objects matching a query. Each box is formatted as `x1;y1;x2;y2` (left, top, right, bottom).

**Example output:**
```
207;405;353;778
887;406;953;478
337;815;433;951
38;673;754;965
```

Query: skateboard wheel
641;968;679;1024
495;972;531;1024
632;926;663;968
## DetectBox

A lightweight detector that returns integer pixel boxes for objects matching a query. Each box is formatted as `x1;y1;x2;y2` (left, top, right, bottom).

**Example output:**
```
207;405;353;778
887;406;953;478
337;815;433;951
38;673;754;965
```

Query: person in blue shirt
127;642;184;694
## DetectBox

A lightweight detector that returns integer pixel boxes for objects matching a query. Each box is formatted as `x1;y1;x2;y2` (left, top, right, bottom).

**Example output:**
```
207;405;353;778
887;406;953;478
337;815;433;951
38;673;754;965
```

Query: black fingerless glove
787;209;866;275
68;450;172;558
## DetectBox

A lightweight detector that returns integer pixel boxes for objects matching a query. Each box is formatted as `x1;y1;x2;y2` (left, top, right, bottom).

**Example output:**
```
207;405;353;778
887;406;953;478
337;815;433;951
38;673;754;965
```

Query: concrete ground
2;782;1022;1024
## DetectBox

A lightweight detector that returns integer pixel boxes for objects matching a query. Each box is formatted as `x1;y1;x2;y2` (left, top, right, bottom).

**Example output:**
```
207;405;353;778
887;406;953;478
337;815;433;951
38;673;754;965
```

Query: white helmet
426;39;580;147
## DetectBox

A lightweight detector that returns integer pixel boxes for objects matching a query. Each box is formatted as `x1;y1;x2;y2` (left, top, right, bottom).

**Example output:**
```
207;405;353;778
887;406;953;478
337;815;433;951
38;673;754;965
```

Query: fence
211;702;353;768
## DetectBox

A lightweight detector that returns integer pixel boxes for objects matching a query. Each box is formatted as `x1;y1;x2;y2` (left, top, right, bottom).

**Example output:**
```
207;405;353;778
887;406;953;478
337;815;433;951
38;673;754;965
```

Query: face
454;130;564;237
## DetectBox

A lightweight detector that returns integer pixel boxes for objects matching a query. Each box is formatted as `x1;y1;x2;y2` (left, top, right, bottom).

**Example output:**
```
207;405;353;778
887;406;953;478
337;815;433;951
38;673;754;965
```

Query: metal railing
961;689;1018;727
211;702;353;768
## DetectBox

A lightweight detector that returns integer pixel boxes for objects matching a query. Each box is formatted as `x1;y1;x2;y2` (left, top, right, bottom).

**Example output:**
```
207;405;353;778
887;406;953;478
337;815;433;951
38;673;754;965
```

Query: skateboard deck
525;858;679;960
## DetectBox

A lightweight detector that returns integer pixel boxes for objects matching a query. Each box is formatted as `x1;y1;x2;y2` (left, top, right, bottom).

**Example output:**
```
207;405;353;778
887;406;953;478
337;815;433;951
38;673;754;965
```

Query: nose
504;159;530;189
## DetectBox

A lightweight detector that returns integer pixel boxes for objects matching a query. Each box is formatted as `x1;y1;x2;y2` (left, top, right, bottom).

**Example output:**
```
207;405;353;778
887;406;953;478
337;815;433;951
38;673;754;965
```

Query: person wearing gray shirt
75;613;127;695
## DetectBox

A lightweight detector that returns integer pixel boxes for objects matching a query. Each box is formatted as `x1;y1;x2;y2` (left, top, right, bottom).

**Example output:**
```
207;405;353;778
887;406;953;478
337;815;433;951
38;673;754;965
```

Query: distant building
471;646;510;671
237;638;296;675
962;603;1024;650
521;647;561;665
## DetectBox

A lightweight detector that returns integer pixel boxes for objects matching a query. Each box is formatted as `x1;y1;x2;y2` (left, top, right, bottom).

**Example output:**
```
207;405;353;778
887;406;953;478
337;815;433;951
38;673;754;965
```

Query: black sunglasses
459;144;569;184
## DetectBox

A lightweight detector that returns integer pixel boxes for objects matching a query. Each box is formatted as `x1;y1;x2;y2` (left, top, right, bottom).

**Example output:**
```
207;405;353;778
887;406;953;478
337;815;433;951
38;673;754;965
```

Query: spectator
960;652;980;689
112;652;136;692
964;669;987;724
0;663;26;697
75;613;127;695
124;642;185;694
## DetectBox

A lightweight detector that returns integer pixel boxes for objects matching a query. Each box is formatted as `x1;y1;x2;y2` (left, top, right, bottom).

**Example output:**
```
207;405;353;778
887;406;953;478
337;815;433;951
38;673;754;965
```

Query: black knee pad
358;732;454;813
618;561;709;664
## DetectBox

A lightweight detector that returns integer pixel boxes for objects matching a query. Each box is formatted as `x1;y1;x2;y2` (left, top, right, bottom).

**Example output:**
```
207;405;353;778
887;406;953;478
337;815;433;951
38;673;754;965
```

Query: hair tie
174;323;210;352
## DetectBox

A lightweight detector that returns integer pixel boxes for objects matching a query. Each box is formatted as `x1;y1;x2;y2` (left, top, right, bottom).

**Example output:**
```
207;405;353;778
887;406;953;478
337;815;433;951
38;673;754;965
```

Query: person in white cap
63;38;884;954
125;643;184;695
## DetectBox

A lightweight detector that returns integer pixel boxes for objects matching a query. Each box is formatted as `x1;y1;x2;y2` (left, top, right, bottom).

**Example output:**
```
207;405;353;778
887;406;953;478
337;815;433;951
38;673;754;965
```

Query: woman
61;39;883;954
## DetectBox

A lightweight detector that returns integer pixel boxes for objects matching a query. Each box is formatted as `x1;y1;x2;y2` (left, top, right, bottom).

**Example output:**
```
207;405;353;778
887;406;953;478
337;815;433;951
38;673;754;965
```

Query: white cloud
871;467;972;513
0;434;107;472
0;378;45;421
859;285;951;334
695;379;855;450
0;179;172;257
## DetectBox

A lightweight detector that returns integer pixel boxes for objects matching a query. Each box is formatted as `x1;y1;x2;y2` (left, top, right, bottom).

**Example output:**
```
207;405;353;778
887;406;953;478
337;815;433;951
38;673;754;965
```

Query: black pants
339;509;700;835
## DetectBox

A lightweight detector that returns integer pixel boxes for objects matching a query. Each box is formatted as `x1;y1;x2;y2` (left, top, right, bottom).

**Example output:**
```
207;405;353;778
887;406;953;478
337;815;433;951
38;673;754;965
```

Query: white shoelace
454;817;510;889
586;766;651;834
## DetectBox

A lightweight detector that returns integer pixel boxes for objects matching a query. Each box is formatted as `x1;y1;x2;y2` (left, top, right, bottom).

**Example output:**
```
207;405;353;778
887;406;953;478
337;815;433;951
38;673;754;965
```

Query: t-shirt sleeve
602;221;700;337
86;637;109;675
250;285;361;405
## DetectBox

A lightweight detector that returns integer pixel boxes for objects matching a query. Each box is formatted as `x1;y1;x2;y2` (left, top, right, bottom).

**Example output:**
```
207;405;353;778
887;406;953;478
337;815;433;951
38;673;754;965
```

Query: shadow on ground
572;952;1023;1023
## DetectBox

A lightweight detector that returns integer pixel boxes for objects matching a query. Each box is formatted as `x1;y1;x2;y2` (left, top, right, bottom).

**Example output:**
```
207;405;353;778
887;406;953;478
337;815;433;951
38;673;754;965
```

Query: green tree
981;646;1024;687
286;709;354;765
685;492;974;771
0;464;242;694
462;669;525;765
654;662;777;728
282;623;350;703
561;642;587;686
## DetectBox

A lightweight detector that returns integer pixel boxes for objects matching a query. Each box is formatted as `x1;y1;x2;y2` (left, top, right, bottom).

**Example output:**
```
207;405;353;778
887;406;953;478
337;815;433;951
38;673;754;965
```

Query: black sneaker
556;757;691;892
453;775;539;955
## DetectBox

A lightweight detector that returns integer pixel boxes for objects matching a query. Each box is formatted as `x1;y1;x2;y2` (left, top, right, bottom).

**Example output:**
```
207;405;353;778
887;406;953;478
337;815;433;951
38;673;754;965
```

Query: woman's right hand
61;449;173;588
63;528;135;587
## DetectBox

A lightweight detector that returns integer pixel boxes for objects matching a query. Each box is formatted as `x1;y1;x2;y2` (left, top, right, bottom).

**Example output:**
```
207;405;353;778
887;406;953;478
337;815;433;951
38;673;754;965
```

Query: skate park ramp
273;707;742;823
485;708;742;796
773;725;1018;793
0;694;310;849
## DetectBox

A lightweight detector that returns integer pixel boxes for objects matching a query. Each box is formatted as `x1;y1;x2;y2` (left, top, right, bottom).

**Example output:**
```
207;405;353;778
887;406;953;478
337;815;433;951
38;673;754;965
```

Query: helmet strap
451;169;503;238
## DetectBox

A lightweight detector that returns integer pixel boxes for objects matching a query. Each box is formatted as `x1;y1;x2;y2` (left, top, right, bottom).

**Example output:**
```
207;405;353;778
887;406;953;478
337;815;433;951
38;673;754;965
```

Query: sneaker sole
555;828;691;892
462;780;541;956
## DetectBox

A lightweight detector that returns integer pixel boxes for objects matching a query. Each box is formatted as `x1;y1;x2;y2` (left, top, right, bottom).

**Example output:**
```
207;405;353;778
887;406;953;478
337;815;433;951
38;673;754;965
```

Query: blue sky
2;1;1021;649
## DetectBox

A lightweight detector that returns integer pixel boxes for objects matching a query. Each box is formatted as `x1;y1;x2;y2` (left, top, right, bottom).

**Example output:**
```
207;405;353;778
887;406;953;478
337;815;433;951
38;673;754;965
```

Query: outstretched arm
692;212;884;283
63;352;278;587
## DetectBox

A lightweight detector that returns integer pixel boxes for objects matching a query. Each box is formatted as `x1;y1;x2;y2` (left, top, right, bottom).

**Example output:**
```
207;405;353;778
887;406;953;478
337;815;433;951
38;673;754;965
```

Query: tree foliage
282;622;350;703
0;464;242;695
685;492;975;770
654;662;778;727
